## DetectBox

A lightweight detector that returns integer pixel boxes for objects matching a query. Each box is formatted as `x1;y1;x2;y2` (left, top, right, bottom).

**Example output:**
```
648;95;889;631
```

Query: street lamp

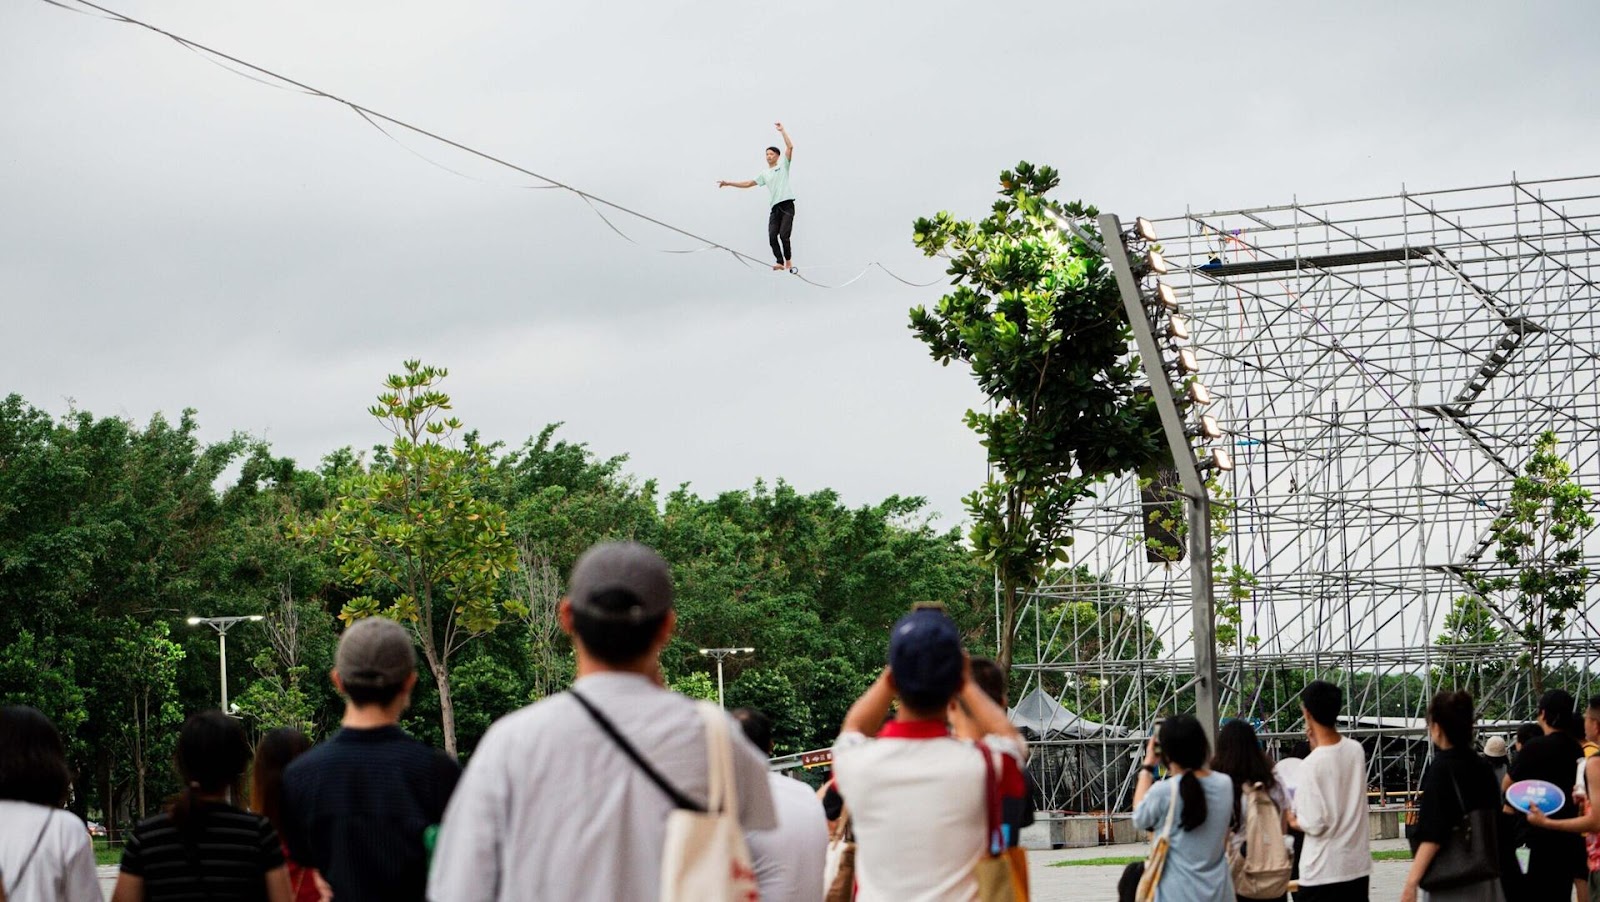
186;615;264;712
697;647;754;708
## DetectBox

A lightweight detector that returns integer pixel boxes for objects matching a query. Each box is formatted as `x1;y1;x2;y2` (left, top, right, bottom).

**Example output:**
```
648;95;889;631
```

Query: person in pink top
252;728;323;902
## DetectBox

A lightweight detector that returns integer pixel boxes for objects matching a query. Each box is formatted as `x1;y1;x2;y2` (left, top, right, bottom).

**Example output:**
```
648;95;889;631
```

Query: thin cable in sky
35;0;947;290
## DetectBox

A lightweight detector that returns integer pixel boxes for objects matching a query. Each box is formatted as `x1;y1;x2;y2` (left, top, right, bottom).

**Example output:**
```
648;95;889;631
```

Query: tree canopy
909;161;1163;674
0;376;987;832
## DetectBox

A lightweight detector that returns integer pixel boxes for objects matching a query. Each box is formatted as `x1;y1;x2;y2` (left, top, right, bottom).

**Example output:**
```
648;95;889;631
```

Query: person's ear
651;610;677;651
330;669;344;694
558;598;575;636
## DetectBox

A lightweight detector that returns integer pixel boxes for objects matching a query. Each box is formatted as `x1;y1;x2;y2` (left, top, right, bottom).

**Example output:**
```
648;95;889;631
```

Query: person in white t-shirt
1284;680;1371;901
428;542;777;902
831;607;1027;902
0;705;101;902
734;707;829;902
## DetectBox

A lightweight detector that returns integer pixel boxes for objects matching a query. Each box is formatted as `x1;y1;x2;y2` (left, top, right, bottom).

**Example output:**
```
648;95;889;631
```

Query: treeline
0;386;988;835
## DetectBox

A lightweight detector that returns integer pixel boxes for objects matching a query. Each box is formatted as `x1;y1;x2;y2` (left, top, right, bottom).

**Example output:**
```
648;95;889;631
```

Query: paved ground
1027;838;1413;899
100;840;1416;900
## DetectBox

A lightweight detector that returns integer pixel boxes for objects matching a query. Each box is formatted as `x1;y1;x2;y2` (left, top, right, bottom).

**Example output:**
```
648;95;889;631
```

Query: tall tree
107;620;184;819
1466;430;1595;693
909;161;1162;673
309;361;521;757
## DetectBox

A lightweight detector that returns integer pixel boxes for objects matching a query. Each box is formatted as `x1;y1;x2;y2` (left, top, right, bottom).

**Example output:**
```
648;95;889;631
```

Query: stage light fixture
1135;217;1158;242
1146;249;1169;275
1187;381;1213;405
1155;282;1179;310
1176;348;1200;374
1199;414;1223;439
1200;448;1234;472
1168;315;1191;340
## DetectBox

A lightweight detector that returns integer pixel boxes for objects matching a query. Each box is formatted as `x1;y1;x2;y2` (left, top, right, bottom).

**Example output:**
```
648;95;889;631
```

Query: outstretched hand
775;121;785;133
716;180;729;188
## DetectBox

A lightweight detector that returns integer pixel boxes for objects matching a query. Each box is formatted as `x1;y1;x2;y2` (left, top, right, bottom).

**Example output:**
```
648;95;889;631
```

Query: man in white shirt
831;607;1027;902
734;707;829;902
1286;680;1371;901
427;542;777;902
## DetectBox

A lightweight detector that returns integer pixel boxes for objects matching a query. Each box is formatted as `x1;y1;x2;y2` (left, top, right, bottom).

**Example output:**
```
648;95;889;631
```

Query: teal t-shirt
755;155;794;206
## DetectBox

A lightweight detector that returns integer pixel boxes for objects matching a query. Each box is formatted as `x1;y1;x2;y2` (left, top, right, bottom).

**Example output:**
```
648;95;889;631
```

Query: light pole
697;647;754;708
187;615;264;712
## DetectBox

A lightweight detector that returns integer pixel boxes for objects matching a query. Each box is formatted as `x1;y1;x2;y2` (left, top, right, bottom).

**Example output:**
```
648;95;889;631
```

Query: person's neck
342;704;403;729
1309;723;1342;748
893;707;947;726
575;652;660;680
193;790;229;804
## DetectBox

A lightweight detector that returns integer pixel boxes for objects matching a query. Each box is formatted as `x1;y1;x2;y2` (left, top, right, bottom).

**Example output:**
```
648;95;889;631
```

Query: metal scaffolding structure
1014;174;1600;817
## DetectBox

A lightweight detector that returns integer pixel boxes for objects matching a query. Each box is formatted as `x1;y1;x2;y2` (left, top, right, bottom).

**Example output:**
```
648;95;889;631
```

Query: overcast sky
3;0;1597;527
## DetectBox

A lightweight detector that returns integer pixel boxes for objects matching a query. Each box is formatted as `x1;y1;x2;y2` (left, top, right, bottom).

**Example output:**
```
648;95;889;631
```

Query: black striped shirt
119;803;284;901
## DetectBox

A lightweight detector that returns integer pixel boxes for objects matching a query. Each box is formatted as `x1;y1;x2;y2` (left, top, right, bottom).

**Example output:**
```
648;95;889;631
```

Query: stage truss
1014;174;1600;816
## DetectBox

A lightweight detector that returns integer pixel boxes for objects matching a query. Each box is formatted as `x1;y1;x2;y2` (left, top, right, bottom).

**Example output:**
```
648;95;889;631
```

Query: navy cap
888;608;965;705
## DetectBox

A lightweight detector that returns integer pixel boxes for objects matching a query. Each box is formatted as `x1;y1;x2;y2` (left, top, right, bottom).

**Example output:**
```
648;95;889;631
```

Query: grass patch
93;838;123;867
1051;849;1412;868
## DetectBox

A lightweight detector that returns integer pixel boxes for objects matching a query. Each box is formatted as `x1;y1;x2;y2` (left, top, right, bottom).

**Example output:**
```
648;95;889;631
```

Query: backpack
1228;782;1292;899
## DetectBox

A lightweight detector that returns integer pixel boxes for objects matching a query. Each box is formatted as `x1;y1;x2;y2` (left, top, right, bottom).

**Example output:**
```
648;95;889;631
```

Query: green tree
726;668;813;756
309;361;522;757
496;424;658;699
1466;430;1595;693
909;161;1162;673
106;620;184;819
669;671;718;703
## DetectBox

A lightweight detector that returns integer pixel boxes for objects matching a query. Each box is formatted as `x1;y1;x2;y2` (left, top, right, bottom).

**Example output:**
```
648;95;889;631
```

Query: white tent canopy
1009;687;1128;739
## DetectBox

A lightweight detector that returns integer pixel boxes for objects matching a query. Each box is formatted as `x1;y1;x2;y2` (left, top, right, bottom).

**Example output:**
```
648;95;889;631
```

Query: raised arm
718;179;758;189
776;121;793;160
840;667;895;737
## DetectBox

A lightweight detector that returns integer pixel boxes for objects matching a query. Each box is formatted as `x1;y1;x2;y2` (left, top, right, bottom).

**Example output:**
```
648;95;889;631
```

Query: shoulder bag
974;742;1028;902
1419;762;1500;891
571;691;758;902
822;802;855;902
1133;781;1179;902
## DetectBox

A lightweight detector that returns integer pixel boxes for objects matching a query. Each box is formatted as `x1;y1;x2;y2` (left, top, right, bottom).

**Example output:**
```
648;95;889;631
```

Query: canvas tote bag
1133;781;1179;902
659;701;761;902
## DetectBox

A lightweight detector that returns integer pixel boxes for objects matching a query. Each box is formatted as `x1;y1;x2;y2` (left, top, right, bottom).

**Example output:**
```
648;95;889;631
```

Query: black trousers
1293;876;1368;901
768;199;795;264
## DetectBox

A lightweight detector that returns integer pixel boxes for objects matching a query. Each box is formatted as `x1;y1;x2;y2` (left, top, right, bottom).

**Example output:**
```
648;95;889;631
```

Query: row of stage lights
1127;217;1233;474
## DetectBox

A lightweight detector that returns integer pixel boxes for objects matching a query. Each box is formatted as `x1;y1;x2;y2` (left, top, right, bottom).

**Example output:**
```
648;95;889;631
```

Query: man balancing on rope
718;122;796;272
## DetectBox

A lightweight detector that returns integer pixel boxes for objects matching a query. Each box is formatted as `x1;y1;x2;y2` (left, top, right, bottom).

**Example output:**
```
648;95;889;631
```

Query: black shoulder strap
569;690;705;813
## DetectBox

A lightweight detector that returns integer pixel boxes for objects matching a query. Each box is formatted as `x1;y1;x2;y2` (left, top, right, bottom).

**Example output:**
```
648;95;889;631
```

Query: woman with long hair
110;711;292;902
1210;720;1289;902
0;705;100;902
1123;714;1235;902
1401;691;1506;902
251;728;320;902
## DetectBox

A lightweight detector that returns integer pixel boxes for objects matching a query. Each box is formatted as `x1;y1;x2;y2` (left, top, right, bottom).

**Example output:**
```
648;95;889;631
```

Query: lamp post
186;615;264;712
697;647;754;708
